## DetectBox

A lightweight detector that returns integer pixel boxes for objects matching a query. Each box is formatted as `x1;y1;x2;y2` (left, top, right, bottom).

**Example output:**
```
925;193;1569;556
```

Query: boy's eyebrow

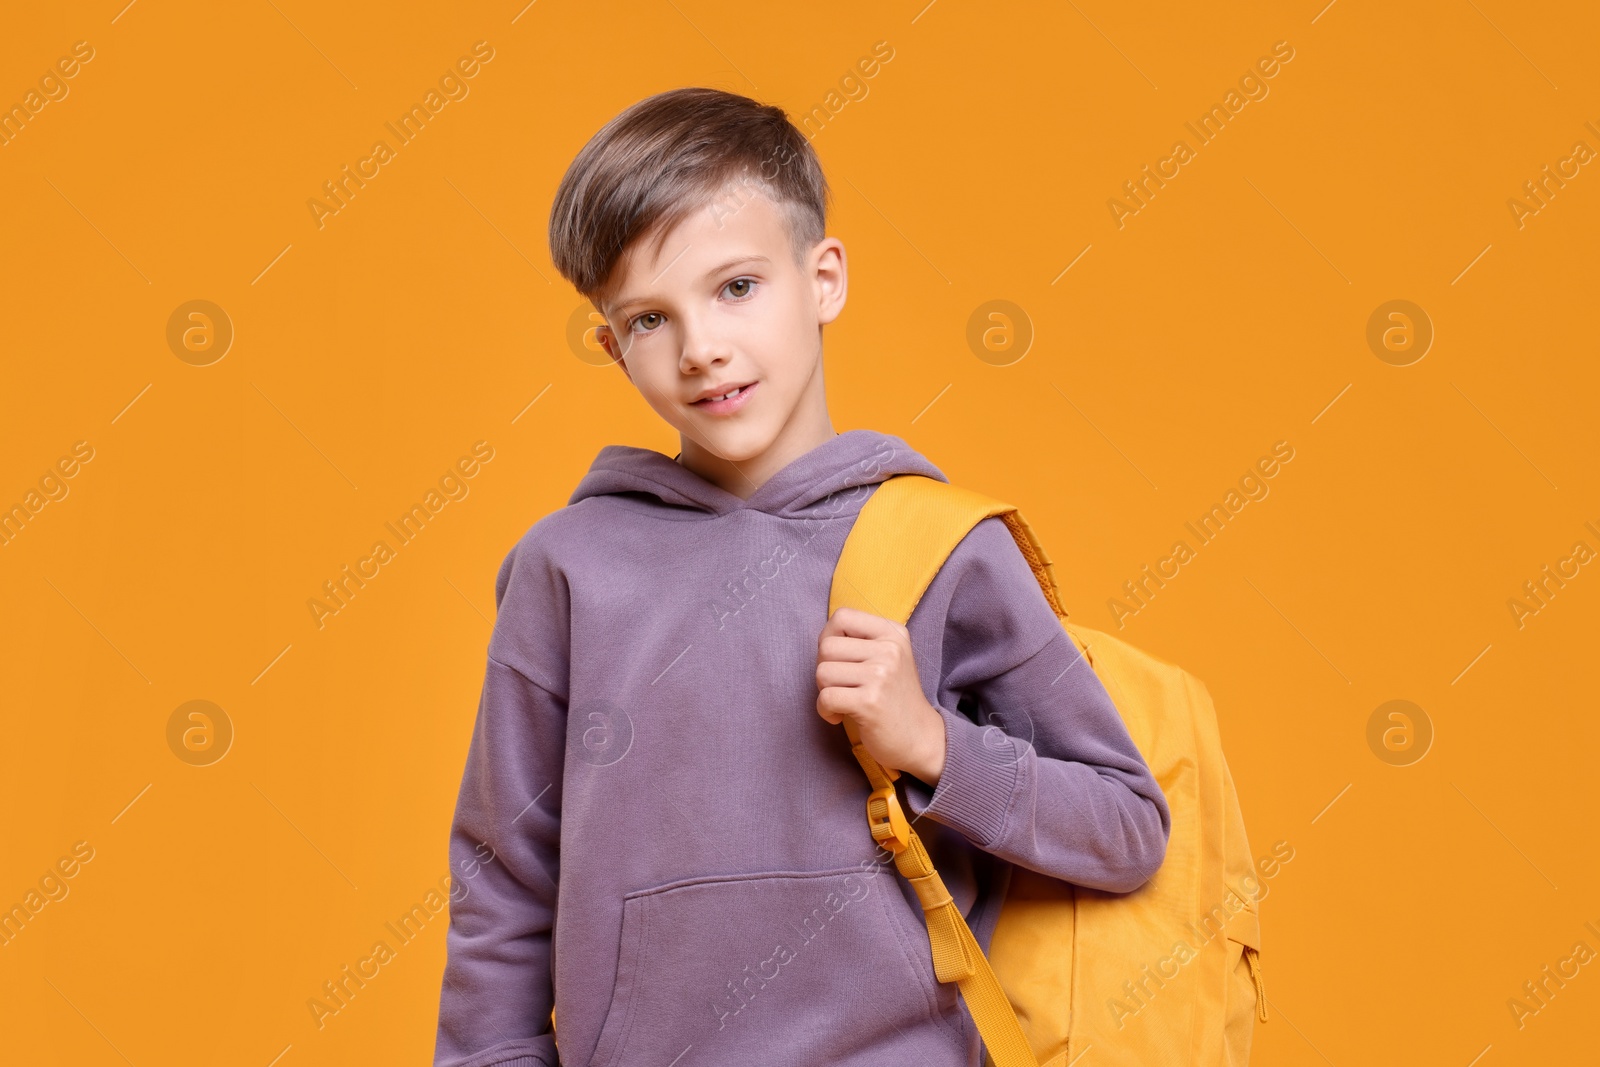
607;255;771;317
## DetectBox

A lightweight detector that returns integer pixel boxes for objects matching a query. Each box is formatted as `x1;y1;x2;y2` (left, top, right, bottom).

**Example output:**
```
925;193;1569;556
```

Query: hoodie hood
566;428;949;520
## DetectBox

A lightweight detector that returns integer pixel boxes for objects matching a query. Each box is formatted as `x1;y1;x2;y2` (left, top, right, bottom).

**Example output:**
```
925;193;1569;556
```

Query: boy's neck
675;408;838;501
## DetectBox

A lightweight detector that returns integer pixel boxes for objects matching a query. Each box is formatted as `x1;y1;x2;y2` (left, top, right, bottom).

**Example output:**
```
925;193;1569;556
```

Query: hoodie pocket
588;864;959;1067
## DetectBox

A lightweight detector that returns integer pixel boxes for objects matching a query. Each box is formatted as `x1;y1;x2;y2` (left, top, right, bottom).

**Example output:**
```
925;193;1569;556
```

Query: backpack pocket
1223;901;1265;1067
588;863;961;1067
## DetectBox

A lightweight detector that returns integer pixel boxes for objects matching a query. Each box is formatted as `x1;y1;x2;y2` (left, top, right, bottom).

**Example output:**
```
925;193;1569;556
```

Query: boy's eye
627;279;756;334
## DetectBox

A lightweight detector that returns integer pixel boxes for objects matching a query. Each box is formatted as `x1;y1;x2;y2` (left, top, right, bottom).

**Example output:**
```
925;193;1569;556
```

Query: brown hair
548;87;831;308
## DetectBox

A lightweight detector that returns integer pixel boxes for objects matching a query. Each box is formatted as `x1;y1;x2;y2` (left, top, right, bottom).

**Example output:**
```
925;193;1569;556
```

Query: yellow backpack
828;473;1267;1067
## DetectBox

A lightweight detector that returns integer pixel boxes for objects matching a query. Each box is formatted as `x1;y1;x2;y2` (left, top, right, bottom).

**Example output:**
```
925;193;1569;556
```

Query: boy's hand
816;606;947;785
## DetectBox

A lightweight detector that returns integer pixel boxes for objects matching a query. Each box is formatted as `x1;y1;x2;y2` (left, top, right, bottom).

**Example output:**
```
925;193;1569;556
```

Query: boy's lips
691;380;757;415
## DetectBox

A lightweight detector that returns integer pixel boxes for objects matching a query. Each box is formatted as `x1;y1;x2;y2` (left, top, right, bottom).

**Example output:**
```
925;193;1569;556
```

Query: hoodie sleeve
897;516;1170;894
433;537;567;1067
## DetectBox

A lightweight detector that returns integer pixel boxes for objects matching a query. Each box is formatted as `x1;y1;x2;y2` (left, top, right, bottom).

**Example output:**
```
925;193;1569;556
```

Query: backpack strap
828;473;1061;1067
830;475;1067;624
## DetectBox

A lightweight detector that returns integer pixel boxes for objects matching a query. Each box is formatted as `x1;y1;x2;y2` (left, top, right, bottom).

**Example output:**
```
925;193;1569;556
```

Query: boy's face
592;186;847;498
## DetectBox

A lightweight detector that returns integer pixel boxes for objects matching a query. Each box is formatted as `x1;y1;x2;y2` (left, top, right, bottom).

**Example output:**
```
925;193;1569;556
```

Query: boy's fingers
816;686;861;723
817;634;877;663
816;659;872;691
822;605;897;641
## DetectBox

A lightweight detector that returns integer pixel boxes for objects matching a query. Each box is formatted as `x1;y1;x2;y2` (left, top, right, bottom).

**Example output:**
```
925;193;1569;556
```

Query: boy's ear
811;237;847;326
592;313;633;382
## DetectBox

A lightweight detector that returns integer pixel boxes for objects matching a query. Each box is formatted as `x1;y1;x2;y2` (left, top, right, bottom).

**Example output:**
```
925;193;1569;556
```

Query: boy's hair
548;86;831;308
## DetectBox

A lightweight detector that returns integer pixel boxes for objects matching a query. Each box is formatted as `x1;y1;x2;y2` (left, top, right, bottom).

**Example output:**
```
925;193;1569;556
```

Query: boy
433;87;1169;1067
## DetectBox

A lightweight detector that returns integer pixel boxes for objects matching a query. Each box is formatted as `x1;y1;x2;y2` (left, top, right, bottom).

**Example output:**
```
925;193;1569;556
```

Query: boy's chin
682;422;779;464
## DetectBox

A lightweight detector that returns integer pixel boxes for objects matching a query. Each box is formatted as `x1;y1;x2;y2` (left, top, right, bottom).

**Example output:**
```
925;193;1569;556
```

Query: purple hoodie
433;428;1169;1067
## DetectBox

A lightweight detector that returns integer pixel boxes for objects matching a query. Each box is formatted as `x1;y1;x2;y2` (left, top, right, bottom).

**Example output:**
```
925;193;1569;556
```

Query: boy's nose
678;314;733;374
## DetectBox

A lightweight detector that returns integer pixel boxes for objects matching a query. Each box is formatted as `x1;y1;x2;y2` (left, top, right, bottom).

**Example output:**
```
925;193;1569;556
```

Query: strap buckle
866;782;911;853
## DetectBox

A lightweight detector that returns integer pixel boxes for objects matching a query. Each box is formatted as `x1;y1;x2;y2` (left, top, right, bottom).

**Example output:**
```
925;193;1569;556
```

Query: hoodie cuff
902;702;1022;848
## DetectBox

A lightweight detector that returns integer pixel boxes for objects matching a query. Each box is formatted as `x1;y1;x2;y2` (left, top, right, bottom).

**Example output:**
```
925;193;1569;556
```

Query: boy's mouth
691;381;757;414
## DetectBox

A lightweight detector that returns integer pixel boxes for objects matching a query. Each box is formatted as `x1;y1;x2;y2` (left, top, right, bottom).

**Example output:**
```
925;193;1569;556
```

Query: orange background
2;1;1596;1063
